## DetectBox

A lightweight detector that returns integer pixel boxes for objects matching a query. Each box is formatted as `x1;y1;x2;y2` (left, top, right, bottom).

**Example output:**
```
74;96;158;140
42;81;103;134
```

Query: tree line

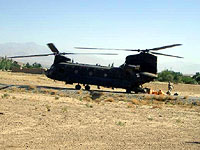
158;70;200;84
0;57;43;71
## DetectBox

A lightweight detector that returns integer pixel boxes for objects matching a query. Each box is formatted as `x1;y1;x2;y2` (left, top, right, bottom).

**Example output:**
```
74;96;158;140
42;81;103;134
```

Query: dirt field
0;71;200;149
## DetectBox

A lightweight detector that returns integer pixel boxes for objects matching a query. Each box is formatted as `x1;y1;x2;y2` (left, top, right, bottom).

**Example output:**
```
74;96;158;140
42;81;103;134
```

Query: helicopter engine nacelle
126;64;140;70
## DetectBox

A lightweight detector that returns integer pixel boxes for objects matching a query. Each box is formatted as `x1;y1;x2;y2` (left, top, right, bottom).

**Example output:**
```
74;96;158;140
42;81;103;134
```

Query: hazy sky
0;0;200;72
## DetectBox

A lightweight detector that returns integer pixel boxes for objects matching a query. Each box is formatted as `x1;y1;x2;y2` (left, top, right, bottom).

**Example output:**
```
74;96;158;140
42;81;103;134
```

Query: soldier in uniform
167;81;174;95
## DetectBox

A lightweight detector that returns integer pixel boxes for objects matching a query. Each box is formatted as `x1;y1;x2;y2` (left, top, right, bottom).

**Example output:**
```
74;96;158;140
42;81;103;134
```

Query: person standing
167;81;174;95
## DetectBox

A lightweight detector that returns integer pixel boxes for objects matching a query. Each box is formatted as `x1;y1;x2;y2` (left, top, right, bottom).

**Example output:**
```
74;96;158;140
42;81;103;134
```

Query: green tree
157;69;198;84
0;57;20;71
32;62;42;68
193;72;200;84
23;62;42;69
158;70;174;82
182;76;197;84
12;61;21;69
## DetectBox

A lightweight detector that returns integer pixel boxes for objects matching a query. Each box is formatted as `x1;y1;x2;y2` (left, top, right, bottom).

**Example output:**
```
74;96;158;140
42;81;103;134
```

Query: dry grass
152;105;162;109
104;97;115;102
115;121;126;126
1;93;10;99
0;71;199;109
57;92;70;98
85;103;93;108
76;90;82;95
168;96;176;100
90;91;104;100
127;103;136;108
153;95;160;100
196;102;200;106
118;94;126;98
147;116;153;121
55;96;60;100
144;94;152;100
131;99;140;105
140;100;148;105
7;86;27;93
157;95;167;101
61;106;68;112
82;95;92;102
152;100;163;105
27;85;37;90
45;104;51;111
38;88;58;95
143;94;180;103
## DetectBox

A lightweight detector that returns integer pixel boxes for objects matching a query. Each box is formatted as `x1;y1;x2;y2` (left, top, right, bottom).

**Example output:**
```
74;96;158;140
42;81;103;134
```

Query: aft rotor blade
8;53;54;58
47;43;59;54
60;52;118;55
75;44;182;51
75;47;141;52
148;44;182;51
151;52;183;58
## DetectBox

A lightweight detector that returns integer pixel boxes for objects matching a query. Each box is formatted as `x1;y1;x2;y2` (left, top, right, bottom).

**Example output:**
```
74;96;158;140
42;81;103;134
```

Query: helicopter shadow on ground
37;85;128;94
0;83;129;94
0;83;74;91
185;142;200;145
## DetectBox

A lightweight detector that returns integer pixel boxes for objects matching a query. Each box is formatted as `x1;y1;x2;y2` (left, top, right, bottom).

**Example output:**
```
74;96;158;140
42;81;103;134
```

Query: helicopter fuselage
45;60;156;92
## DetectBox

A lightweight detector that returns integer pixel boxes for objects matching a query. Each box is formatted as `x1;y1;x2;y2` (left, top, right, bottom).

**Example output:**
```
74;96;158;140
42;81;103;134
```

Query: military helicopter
8;43;183;93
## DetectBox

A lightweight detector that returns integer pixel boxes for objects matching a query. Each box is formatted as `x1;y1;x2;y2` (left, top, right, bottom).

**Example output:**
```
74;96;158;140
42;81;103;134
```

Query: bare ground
0;71;200;150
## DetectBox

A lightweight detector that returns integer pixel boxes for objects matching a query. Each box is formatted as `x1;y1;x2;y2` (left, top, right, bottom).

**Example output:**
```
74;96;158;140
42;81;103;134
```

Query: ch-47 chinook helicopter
9;43;183;93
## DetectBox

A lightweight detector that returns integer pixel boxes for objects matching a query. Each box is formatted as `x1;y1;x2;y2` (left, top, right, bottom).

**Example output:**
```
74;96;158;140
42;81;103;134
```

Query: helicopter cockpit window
50;66;55;70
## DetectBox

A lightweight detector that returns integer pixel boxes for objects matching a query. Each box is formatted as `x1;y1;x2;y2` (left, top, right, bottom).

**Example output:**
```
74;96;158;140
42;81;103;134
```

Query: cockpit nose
45;68;54;78
45;69;50;77
45;65;56;79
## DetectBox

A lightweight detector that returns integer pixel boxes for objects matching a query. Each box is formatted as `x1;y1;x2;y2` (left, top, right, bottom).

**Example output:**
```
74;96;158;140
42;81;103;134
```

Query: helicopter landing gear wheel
85;85;90;91
133;86;146;94
126;89;131;93
75;84;81;90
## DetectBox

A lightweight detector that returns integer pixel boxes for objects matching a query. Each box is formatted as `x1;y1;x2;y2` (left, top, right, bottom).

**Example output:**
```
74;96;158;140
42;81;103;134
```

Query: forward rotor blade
60;52;118;55
8;52;117;59
74;47;141;52
47;43;59;54
148;44;182;51
8;53;54;58
151;52;183;58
